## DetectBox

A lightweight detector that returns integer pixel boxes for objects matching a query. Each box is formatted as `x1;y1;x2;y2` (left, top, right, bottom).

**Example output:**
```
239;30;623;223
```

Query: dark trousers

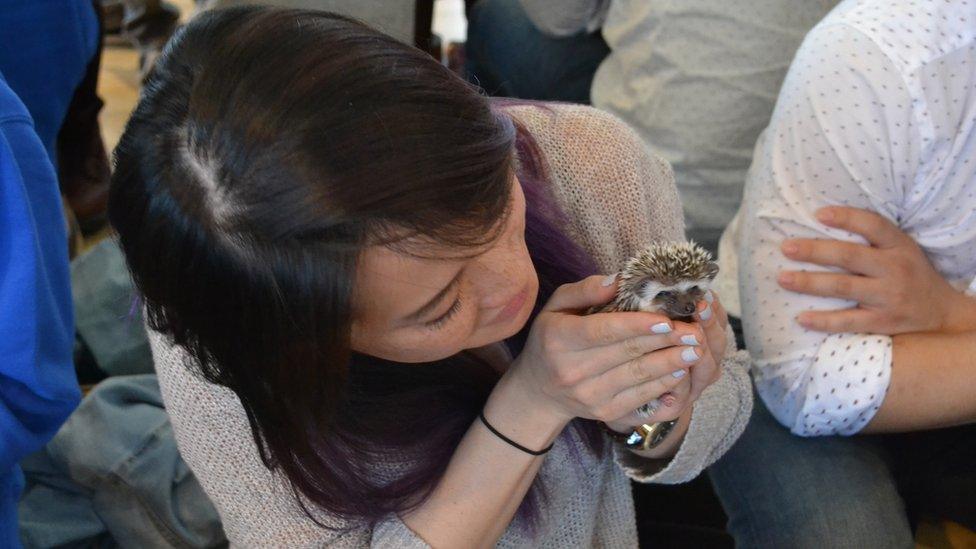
464;0;609;104
711;317;975;548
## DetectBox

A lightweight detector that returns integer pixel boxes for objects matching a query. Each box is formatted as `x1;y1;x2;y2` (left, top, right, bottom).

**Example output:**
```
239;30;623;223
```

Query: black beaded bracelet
478;411;554;456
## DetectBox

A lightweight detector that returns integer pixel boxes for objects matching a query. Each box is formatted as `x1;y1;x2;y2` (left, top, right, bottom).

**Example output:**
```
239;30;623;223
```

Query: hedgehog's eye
656;290;674;299
689;285;700;294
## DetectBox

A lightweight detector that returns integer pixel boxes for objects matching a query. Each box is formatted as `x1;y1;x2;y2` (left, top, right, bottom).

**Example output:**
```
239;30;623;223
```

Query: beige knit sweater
149;104;753;548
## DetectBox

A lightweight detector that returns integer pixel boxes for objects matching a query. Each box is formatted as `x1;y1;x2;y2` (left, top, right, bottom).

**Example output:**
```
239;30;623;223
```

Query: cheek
353;309;479;363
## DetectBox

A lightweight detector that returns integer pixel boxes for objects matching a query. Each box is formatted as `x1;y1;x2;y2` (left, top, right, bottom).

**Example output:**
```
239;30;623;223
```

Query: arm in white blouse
737;22;976;436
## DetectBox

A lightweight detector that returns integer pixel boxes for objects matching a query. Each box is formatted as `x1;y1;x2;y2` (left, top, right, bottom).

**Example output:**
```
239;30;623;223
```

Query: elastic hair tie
478;410;554;456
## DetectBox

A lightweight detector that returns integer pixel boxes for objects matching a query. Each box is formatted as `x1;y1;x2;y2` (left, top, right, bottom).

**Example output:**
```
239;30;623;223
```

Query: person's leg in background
119;0;180;77
885;423;976;533
465;0;609;103
19;376;224;547
709;397;914;548
591;0;841;254
57;0;112;235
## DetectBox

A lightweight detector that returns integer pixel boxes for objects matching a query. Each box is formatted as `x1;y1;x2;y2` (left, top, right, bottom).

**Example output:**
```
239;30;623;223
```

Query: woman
108;7;752;546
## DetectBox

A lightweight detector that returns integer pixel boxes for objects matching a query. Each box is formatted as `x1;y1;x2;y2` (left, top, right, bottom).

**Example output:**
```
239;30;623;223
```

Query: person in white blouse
709;0;976;545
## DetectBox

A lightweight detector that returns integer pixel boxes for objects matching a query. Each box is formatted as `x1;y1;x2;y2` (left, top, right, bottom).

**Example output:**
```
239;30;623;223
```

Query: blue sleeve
0;0;99;161
0;83;79;475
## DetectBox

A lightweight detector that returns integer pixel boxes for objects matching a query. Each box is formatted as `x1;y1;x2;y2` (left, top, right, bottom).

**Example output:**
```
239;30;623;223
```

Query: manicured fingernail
782;242;799;255
699;304;713;321
601;274;617;287
778;272;794;285
651;322;672;334
704;290;714;304
680;334;699;346
816;208;835;222
681;347;699;363
672;368;687;378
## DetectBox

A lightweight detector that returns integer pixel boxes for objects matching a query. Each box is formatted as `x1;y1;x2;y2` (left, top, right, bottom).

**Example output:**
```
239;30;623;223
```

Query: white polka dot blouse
719;0;976;436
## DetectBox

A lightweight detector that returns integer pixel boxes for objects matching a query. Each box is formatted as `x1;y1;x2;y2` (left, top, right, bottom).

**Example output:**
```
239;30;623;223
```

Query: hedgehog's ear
705;261;720;280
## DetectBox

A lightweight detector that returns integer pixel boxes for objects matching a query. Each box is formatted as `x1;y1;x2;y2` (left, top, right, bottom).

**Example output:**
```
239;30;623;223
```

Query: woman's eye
424;298;462;330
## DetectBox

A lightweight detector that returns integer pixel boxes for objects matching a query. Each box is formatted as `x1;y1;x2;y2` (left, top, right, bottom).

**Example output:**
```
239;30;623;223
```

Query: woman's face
350;178;539;363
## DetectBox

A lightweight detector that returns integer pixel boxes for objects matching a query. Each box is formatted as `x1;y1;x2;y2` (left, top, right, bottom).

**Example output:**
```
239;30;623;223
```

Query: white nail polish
704;290;714;304
699;304;713;321
680;334;699;346
601;274;617;287
672;369;687;379
681;346;699;363
651;322;672;334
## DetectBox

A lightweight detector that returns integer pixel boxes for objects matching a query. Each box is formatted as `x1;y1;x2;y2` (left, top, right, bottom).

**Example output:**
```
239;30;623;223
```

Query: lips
494;286;530;324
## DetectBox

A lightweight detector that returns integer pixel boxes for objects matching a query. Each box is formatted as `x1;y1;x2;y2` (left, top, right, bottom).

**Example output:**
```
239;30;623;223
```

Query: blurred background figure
465;0;609;103
0;1;110;239
466;0;839;253
0;69;81;549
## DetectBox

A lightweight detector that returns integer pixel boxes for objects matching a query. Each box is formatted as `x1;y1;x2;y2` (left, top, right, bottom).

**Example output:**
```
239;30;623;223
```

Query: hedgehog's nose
681;303;696;315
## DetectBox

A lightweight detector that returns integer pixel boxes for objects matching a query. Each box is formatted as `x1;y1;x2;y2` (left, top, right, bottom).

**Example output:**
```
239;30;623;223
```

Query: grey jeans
19;376;225;548
20;239;223;547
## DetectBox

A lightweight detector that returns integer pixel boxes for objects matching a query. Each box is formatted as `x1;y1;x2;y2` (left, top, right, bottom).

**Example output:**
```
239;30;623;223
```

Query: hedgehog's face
621;243;719;319
632;278;710;320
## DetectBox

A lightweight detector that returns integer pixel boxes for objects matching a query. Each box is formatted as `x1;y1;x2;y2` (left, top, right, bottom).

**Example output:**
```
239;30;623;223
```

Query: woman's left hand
778;206;976;335
605;290;727;428
688;289;727;402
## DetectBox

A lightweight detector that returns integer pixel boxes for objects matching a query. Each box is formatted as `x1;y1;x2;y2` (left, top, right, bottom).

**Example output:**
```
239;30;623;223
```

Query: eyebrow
402;270;463;323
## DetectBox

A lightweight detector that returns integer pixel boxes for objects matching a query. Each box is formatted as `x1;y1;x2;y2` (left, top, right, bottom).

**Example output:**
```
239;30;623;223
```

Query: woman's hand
688;289;727;401
503;275;708;428
778;206;976;335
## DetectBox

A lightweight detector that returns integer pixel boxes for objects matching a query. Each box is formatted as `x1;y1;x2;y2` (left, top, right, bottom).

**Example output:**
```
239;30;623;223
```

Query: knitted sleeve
506;103;753;484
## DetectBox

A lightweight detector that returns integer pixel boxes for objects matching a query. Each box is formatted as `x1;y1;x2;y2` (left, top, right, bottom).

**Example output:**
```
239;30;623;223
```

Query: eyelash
425;297;462;329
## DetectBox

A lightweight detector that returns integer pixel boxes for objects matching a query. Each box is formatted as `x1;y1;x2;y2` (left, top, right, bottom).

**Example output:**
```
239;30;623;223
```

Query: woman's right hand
503;275;706;427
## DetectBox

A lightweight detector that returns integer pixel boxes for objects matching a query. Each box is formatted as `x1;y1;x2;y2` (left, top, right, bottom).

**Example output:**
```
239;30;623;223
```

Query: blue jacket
0;71;79;547
0;0;98;163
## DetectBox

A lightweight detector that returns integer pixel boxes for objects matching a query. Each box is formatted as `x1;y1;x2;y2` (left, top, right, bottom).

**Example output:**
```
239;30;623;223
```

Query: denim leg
19;376;224;548
884;423;976;531
465;0;609;103
71;238;153;377
709;397;913;549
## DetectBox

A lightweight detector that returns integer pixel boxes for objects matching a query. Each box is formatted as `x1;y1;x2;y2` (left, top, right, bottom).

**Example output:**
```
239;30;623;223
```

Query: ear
705;261;719;280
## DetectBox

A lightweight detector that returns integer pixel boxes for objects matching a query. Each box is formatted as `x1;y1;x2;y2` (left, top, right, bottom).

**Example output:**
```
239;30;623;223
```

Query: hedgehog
588;242;719;418
589;241;719;321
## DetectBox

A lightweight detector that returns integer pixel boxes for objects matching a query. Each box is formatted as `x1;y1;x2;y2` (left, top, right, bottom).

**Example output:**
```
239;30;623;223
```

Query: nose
681;302;696;315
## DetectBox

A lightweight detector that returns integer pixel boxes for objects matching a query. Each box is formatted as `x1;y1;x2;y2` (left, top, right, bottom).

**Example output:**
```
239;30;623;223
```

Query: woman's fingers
697;291;728;362
795;308;878;333
814;206;908;250
777;270;884;304
544;274;620;312
602;362;695;422
613;377;692;425
710;290;729;330
578;322;704;368
565;310;674;350
781;237;884;276
686;347;721;404
575;343;701;420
